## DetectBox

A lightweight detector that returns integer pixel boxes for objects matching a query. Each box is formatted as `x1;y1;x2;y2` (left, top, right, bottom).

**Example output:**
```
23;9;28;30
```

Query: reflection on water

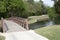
45;21;54;26
29;20;54;30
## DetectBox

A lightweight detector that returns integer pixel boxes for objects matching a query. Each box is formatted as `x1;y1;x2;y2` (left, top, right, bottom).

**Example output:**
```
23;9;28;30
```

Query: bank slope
35;25;60;40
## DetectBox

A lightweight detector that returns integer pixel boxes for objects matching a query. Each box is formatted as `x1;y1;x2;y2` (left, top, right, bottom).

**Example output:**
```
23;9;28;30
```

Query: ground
35;25;60;40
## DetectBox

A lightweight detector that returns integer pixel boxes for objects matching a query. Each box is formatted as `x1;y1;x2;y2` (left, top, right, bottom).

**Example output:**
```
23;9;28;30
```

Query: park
0;0;60;40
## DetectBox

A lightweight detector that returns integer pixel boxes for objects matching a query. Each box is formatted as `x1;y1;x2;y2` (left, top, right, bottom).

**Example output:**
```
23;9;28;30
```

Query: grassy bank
35;25;60;40
28;15;49;24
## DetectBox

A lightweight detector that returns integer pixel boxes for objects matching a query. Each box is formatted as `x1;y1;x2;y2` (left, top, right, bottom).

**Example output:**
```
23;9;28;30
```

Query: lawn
35;25;60;40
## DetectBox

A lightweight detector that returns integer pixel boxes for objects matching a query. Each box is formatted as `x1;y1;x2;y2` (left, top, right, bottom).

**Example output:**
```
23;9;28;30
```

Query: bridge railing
8;17;29;30
1;18;8;32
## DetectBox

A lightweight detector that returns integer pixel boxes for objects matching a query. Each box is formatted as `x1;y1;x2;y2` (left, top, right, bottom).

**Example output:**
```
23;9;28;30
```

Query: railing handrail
8;17;29;30
1;18;8;32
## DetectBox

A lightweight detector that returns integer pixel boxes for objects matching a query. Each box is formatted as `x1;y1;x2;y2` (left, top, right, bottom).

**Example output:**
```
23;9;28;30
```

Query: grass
35;25;60;40
28;15;49;24
0;35;5;40
28;18;37;24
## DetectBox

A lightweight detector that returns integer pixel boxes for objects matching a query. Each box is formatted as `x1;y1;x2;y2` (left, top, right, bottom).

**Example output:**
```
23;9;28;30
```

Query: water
45;21;54;26
29;20;54;30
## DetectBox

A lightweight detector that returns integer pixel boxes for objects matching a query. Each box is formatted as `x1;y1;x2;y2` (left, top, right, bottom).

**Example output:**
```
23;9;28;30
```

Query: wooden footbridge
0;17;48;40
1;17;29;33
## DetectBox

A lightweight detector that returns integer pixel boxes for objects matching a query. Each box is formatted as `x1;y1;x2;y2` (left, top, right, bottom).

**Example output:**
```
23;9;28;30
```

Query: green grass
28;15;49;24
28;18;37;24
35;25;60;40
0;35;5;40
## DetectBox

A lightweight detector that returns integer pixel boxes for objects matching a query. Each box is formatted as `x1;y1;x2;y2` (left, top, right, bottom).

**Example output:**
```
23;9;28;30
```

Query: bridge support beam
25;19;29;30
1;18;5;32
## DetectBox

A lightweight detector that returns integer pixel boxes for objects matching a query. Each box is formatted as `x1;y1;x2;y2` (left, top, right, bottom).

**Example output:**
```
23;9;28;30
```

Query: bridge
0;17;48;40
1;17;29;33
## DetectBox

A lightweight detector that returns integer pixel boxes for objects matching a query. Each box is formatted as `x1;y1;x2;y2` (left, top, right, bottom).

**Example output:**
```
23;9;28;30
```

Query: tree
47;7;56;20
0;0;47;18
0;0;7;18
6;0;25;17
27;0;34;4
0;0;25;18
54;0;60;24
0;1;6;13
24;0;46;16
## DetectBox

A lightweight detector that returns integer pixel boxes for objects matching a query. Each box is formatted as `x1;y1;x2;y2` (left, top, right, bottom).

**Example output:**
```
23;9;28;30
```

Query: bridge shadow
0;27;3;32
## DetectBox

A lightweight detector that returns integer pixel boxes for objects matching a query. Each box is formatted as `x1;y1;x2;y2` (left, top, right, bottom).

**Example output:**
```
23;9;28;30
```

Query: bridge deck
3;20;26;32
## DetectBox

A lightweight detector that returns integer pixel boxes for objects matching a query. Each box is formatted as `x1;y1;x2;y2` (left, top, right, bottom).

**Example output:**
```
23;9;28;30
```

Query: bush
47;7;56;20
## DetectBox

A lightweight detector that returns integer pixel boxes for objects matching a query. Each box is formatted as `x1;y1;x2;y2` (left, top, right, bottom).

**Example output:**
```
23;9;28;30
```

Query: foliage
54;0;60;24
0;0;47;18
47;7;56;20
7;0;25;17
24;0;47;16
0;1;6;13
0;0;7;18
0;0;25;18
